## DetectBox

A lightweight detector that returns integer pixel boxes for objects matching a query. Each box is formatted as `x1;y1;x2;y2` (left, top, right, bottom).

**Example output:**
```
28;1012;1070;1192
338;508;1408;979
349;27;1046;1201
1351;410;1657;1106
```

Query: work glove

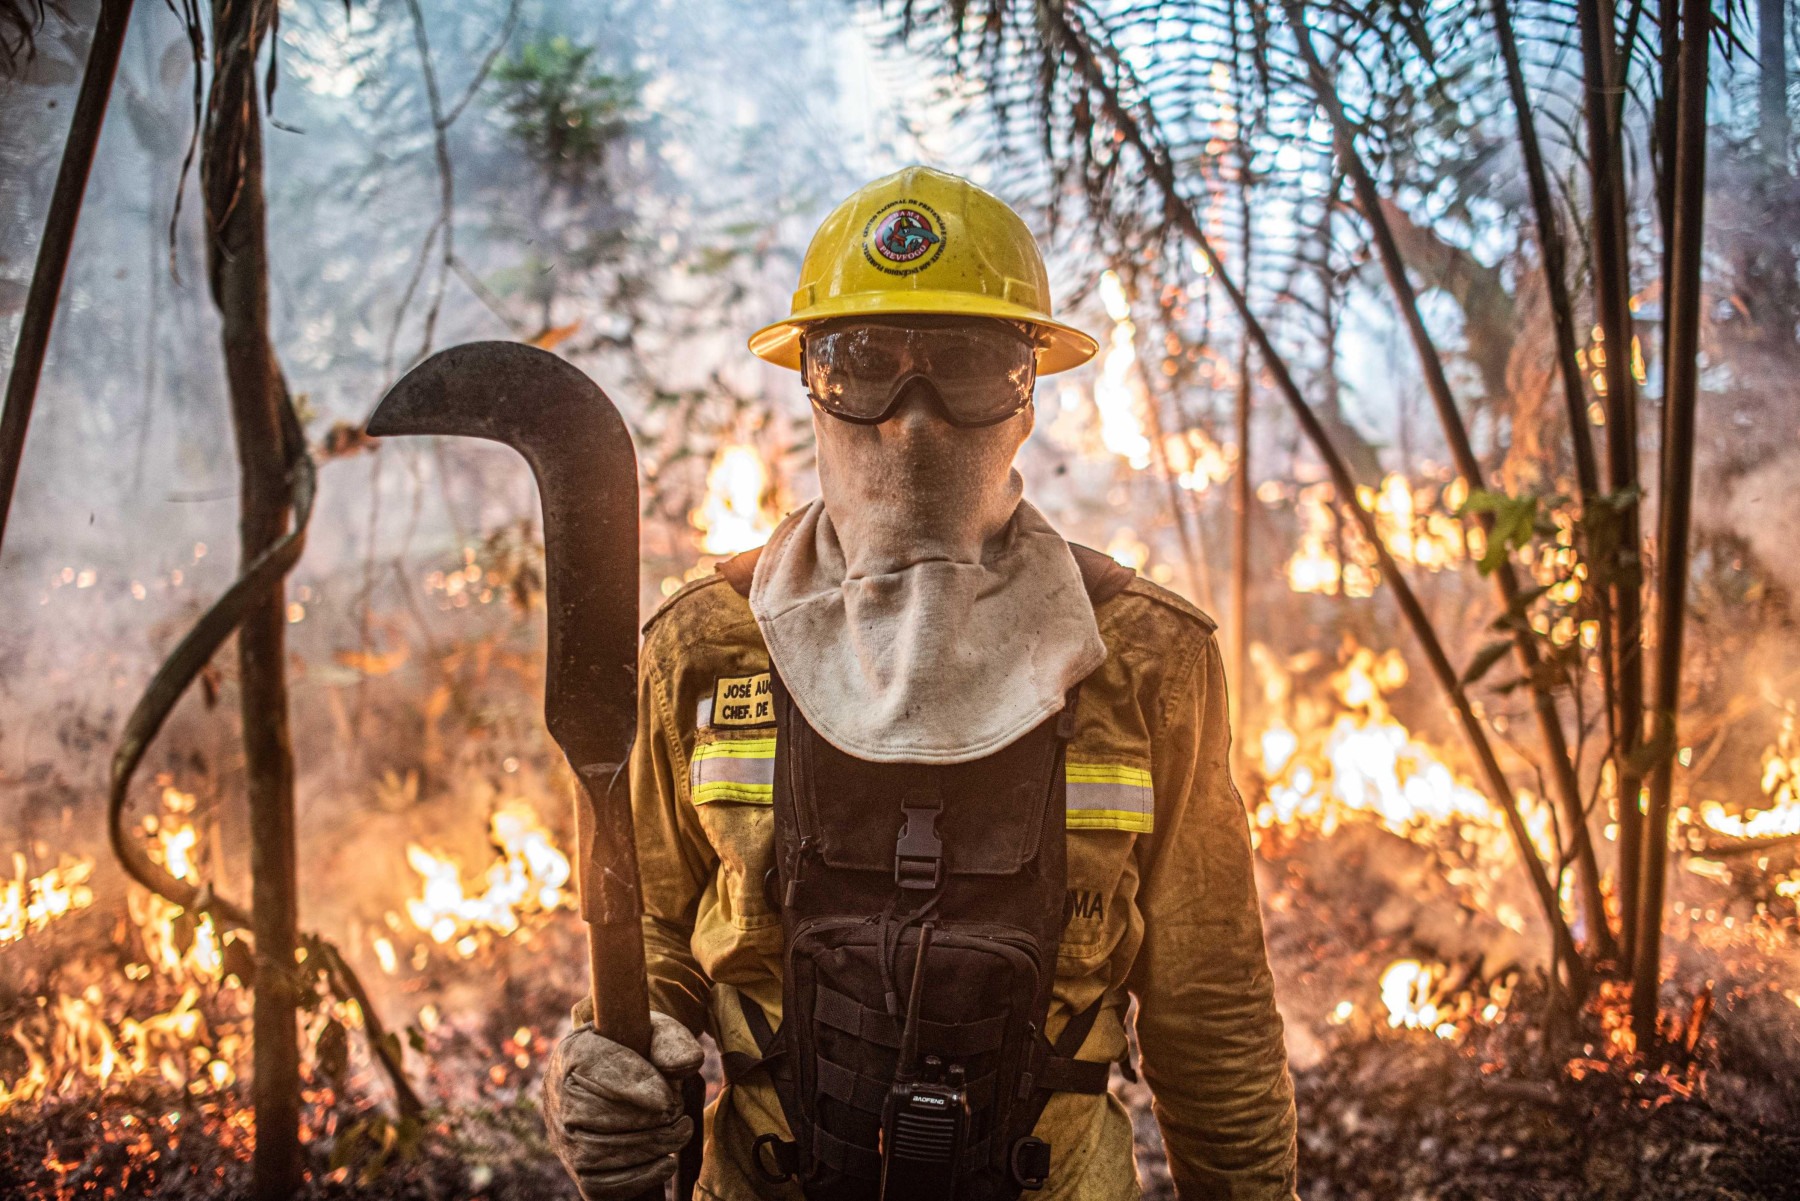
543;1002;704;1200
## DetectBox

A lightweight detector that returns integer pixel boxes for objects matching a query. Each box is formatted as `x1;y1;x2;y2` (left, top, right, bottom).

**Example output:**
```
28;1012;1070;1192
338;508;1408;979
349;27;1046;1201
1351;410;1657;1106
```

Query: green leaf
329;1119;367;1171
316;1017;349;1082
1457;488;1508;515
221;936;256;986
394;1115;426;1157
1625;727;1678;777
1460;639;1513;688
1460;488;1542;576
171;912;195;958
1476;532;1511;575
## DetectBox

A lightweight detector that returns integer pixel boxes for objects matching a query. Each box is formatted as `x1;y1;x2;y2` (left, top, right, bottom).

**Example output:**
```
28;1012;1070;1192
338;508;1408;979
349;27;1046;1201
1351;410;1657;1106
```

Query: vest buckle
1009;1135;1053;1190
751;1133;800;1183
894;788;944;891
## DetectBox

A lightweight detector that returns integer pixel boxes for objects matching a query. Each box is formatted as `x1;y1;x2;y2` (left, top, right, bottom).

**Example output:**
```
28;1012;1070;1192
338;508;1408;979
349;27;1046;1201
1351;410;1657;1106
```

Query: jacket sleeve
631;653;718;1036
1127;629;1298;1200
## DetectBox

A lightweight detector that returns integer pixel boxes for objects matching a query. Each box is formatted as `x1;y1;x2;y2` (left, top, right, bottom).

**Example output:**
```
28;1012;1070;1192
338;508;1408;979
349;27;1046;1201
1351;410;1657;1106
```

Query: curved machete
367;342;652;1059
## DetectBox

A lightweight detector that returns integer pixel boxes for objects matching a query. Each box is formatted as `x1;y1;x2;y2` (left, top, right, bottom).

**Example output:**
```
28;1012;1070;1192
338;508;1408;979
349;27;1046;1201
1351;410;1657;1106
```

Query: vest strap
721;988;790;1086
740;986;780;1055
1026;993;1114;1096
731;990;806;1187
721;1048;782;1086
1053;994;1106;1059
1032;1054;1110;1095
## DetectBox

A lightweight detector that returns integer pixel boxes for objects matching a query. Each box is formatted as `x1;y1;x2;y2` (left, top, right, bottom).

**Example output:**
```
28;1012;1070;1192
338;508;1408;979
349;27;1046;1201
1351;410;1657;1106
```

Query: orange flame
1;853;95;947
1283;474;1474;598
1375;958;1515;1043
1093;271;1154;469
1252;643;1554;914
1698;706;1800;843
398;800;572;959
1;788;245;1114
691;443;777;556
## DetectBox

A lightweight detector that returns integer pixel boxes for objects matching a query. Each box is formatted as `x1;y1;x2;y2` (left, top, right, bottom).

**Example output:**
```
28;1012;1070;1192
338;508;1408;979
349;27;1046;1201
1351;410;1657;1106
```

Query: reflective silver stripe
686;738;1152;827
1064;761;1155;832
690;737;777;805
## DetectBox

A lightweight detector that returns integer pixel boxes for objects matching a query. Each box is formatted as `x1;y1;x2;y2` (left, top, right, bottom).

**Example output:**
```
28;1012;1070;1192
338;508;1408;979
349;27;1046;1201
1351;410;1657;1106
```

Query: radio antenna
895;921;935;1082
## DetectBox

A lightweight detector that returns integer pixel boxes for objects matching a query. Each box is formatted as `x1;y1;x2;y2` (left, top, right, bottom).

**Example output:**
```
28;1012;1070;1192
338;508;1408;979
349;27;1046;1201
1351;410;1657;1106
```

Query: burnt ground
1283;1031;1800;1201
4;830;1800;1200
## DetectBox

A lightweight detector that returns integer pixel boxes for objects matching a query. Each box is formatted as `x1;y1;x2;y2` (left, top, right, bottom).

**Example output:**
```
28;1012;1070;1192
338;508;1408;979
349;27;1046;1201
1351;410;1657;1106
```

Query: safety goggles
800;321;1039;428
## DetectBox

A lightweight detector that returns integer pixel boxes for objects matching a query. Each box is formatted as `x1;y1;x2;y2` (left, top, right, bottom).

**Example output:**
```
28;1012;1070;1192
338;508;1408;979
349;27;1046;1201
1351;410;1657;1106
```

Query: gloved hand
543;1004;705;1200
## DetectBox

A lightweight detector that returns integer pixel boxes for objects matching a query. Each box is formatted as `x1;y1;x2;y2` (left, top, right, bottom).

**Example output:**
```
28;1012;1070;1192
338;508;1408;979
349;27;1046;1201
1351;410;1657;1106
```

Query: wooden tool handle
585;918;654;1058
575;765;655;1058
575;767;666;1200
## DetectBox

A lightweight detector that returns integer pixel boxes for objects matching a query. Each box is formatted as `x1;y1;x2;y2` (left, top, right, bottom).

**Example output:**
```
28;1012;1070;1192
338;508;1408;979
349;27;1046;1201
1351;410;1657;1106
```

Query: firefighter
543;166;1297;1201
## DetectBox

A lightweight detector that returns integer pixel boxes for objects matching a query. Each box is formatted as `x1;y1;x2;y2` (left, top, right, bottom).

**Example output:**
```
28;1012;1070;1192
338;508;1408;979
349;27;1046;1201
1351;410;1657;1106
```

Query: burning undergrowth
0;770;600;1198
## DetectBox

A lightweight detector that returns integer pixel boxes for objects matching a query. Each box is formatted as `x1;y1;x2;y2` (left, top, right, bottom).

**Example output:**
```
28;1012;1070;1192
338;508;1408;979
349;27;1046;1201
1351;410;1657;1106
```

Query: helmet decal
862;199;946;275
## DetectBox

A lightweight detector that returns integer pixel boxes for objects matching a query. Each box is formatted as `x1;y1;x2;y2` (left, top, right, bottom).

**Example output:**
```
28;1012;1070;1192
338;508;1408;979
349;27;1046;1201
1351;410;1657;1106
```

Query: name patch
711;672;774;727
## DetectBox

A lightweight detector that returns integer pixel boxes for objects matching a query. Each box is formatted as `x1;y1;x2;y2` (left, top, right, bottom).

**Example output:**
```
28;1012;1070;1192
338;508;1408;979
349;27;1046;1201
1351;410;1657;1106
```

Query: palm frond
0;0;50;73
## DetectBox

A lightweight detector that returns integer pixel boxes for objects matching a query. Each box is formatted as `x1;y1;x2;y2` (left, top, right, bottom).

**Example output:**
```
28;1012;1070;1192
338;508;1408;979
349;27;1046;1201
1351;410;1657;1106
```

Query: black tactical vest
717;544;1134;1201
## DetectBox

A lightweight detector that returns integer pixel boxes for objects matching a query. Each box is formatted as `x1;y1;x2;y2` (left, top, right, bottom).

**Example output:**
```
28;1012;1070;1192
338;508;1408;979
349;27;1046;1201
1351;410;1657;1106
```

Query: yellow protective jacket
630;555;1297;1201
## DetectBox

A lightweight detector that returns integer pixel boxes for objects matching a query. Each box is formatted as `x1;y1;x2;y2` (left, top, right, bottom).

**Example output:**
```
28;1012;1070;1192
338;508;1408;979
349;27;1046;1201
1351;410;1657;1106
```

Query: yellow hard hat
749;165;1099;375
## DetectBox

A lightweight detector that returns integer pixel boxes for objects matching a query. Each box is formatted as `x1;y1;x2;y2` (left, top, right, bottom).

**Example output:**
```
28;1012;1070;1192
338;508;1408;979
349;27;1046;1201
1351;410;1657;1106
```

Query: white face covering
749;382;1108;764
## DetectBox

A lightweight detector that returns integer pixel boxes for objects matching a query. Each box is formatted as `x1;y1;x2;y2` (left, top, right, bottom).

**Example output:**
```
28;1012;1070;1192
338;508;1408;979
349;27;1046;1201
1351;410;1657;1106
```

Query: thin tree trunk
1761;0;1790;161
1041;5;1584;989
1578;0;1649;961
1231;335;1252;742
1287;6;1615;962
201;1;302;1194
1632;0;1708;1048
1230;155;1254;754
0;0;134;555
1492;0;1618;633
1752;0;1798;343
1493;3;1625;937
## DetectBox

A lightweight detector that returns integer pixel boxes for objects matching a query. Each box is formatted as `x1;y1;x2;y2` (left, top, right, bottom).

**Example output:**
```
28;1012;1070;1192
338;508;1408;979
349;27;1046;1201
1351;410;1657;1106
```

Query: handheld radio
879;923;970;1199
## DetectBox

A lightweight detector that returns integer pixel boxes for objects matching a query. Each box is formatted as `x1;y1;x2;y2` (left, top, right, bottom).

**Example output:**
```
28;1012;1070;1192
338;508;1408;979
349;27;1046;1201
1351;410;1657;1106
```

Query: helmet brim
749;290;1100;376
